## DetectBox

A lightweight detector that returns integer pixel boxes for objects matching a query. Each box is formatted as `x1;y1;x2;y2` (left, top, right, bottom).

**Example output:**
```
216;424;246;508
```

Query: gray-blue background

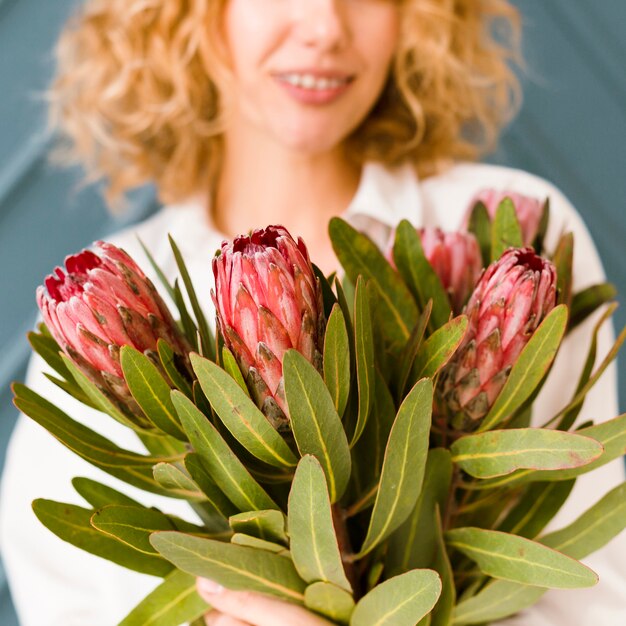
0;0;624;622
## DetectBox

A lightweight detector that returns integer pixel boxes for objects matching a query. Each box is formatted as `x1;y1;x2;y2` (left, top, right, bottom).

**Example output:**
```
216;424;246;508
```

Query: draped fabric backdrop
0;0;624;622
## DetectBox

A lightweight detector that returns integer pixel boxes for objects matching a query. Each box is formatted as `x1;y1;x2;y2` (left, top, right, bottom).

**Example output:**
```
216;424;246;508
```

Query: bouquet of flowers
14;191;626;625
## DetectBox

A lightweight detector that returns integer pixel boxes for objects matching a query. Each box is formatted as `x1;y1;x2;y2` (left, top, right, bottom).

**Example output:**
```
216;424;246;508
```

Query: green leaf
288;456;352;592
445;527;597;588
386;449;452;576
569;283;617;331
137;236;176;303
533;198;550;254
396;301;431;399
173;279;199;351
221;347;249;395
497;480;575;538
230;533;288;555
172;390;279;512
491;197;523;261
43;373;98;410
305;582;355;625
393;220;452;330
229;510;288;545
32;499;173;577
153;462;206;500
357;379;433;558
351;277;375;446
121;346;186;440
478;305;568;432
283;350;351;503
150;532;306;603
451;428;603;478
61;356;146;431
350;569;441;626
169;235;215;360
313;264;338;320
119;569;208;626
90;505;176;557
467;200;492;266
324;304;351;418
329;217;418;348
72;476;142;509
411;315;468;382
157;339;193;398
552;232;574;308
138;431;187;457
430;507;455;626
13;383;179;496
540;481;626;558
453;579;545;625
191;354;297;469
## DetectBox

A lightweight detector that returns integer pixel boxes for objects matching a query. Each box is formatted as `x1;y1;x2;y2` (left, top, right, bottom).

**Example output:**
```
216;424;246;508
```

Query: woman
1;1;624;625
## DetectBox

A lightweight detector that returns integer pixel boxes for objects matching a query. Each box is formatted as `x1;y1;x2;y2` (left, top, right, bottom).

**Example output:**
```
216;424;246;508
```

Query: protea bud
37;241;190;417
468;189;545;247
440;247;557;427
212;225;324;430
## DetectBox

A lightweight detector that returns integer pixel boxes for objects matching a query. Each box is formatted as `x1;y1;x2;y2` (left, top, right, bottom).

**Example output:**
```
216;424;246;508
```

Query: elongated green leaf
430;507;455;626
151;532;306;603
137;236;176;302
32;499;172;577
329;217;417;347
313;264;338;319
157;339;193;398
121;346;186;440
350;569;441;626
454;480;626;624
324;304;351;418
283;350;351;503
453;579;545;625
305;581;354;625
553;232;574;307
229;510;288;545
169;235;215;360
289;456;351;592
13;383;179;496
172;390;278;512
393;220;451;330
91;505;176;557
396;301;431;399
43;373;99;410
119;569;208;626
221;347;249;395
497;480;575;538
451;428;603;478
478;305;568;432
445;527;597;588
357;379;432;558
153;463;206;501
351;277;375;446
466;413;626;489
411;316;468;382
62;356;146;431
173;279;199;350
467;201;491;266
72;476;142;509
491;198;523;261
230;533;288;555
533;198;550;254
540;481;626;558
184;453;238;520
191;354;297;469
386;449;452;577
569;283;617;331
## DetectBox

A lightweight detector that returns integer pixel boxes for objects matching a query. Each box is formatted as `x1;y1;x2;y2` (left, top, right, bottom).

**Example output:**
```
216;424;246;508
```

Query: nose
292;0;350;51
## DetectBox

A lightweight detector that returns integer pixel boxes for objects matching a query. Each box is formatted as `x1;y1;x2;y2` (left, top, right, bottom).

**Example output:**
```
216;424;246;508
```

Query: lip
272;68;355;105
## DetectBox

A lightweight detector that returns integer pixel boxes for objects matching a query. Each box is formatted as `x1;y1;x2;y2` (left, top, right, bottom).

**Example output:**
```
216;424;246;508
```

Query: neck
211;129;361;275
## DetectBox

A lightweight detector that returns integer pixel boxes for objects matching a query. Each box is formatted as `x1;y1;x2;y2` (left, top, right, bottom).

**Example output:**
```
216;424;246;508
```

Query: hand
197;578;335;626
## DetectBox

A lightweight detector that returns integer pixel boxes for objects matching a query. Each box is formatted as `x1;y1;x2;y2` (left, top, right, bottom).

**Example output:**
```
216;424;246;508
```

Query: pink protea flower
467;189;545;247
37;241;190;416
212;225;324;430
440;247;557;426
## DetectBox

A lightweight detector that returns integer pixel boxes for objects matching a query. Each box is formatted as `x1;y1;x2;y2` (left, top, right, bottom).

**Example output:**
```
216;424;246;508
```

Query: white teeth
280;73;349;90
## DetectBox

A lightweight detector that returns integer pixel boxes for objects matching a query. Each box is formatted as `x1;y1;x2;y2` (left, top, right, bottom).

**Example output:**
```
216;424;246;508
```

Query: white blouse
1;161;624;626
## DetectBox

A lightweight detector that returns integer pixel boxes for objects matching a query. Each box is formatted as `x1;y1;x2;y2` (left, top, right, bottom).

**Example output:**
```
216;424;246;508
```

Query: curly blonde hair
49;0;521;207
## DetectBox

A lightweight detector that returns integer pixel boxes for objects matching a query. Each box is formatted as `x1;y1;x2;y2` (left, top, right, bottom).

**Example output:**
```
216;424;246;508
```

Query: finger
204;608;250;626
196;579;333;626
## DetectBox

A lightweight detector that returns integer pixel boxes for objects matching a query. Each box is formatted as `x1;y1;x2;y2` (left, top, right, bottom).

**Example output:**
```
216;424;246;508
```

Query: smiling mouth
274;72;354;91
